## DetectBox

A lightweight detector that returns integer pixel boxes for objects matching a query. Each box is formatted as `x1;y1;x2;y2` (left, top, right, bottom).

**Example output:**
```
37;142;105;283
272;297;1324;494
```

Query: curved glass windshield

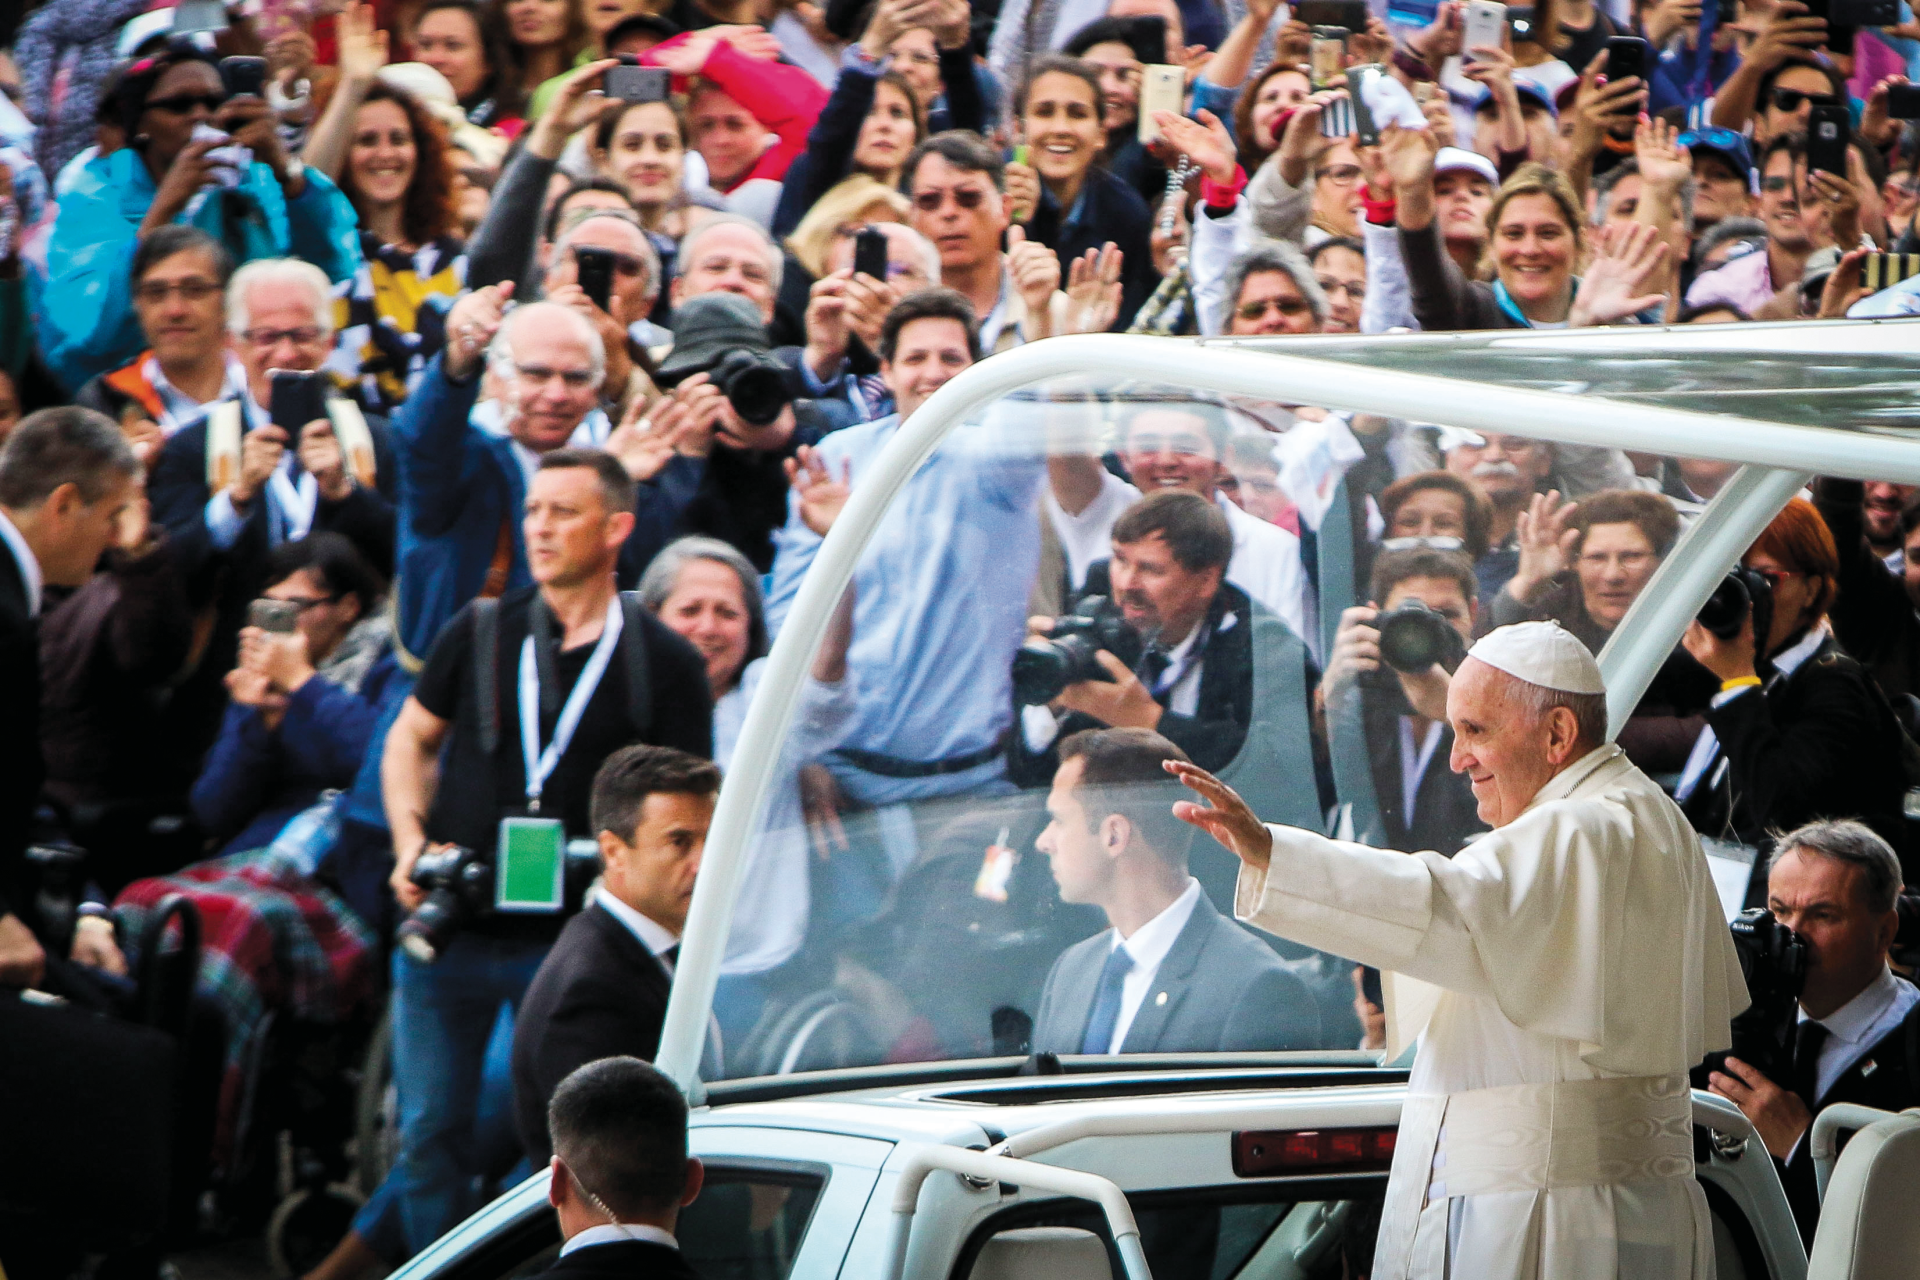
700;371;1781;1080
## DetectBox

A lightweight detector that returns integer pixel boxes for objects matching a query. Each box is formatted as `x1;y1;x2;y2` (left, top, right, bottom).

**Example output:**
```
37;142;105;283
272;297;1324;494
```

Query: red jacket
644;35;828;192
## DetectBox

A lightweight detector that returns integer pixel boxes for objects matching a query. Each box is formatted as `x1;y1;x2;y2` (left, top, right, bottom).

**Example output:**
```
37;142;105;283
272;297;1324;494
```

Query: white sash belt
1375;1074;1696;1280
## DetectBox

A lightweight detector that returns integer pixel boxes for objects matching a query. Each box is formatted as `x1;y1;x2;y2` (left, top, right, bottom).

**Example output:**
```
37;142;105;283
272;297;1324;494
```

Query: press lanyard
518;598;623;812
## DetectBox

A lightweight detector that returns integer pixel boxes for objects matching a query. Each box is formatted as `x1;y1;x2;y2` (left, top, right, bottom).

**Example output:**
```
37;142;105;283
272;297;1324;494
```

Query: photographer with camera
1013;490;1258;781
1707;820;1920;1244
1677;498;1914;889
371;448;710;1259
1321;546;1485;857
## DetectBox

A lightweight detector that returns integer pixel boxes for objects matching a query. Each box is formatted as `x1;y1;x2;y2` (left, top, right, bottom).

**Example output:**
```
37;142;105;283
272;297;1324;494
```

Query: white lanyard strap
518;598;624;810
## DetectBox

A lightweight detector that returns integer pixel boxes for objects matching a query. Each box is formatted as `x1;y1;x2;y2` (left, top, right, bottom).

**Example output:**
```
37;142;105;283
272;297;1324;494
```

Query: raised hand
1817;245;1873;319
443;281;515;380
1569;220;1671;326
1006;225;1062;328
333;0;390;86
1507;489;1580;601
1166;759;1275;871
1062;242;1123;335
1377;121;1438;196
298;417;355;501
1004;153;1041;224
604;396;679;482
1156;108;1237;184
528;59;619;159
784;445;853;535
1634;114;1693;191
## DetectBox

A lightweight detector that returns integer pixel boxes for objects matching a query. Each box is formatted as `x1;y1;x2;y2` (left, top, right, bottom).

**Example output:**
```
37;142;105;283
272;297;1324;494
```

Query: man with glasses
76;226;248;443
1214;241;1327;337
151;257;398;759
905;131;1072;352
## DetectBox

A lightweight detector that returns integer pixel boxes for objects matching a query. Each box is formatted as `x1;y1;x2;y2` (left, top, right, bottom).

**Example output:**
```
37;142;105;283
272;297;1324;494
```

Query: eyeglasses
1315;164;1364;186
572;245;647;277
1770;88;1839;113
1760;174;1795;194
1751;566;1797;588
1236;296;1311;319
892;47;940;67
135;278;222;304
242;326;327;348
257;593;342;615
912;186;990;212
1316;275;1365;301
146;93;226;115
514;363;598;389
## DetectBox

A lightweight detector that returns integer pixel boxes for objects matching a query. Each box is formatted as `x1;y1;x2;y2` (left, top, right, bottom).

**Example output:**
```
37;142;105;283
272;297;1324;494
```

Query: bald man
1171;622;1744;1280
390;285;627;666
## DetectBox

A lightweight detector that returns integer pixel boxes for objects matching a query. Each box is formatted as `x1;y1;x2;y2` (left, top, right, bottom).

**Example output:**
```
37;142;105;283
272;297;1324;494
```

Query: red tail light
1232;1126;1397;1176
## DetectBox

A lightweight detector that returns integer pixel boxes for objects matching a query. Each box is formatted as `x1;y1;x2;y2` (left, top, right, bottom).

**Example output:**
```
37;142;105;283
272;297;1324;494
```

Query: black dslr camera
1374;600;1467;675
1012;595;1146;705
1697;566;1773;647
1696;907;1809;1085
708;351;791;426
397;842;603;963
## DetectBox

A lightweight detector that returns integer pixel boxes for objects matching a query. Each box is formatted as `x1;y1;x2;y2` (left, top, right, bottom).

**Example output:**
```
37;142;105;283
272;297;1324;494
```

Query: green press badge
496;817;566;912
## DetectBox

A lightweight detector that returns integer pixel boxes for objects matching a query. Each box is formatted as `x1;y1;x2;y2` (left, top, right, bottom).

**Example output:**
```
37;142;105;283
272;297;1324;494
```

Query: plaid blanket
116;849;379;1167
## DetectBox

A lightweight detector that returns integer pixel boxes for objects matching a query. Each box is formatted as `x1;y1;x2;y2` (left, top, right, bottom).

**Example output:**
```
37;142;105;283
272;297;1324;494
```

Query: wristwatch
280;157;307;189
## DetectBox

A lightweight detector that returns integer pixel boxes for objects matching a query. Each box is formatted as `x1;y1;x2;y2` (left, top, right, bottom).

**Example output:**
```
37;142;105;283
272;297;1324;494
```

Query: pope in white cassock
1169;621;1748;1280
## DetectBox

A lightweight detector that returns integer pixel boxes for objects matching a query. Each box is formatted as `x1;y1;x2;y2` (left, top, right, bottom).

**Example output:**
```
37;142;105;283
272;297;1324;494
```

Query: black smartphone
1295;0;1370;31
173;0;230;34
1807;102;1851;176
1603;35;1649;82
221;56;269;100
604;64;669;103
1889;82;1920;119
852;225;889;281
1348;64;1383;146
1716;0;1738;23
1832;0;1898;24
268;368;328;444
573;245;616;312
1507;5;1538;42
1864;253;1920;290
1361;966;1384;1008
1801;0;1858;51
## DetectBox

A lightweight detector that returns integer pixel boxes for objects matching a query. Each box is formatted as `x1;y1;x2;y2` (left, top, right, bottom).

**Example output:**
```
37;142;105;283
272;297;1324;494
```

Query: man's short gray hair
552;208;662;301
1222;240;1328;327
1771;819;1904;913
228;258;336;337
0;406;140;509
1507;678;1609;751
487;301;606;387
675;213;783;291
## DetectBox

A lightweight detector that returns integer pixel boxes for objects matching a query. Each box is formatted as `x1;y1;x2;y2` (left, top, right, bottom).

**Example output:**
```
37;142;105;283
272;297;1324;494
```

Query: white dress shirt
1103;877;1203;1052
594;886;680;974
1801;965;1920;1106
0;506;42;617
559;1222;679;1256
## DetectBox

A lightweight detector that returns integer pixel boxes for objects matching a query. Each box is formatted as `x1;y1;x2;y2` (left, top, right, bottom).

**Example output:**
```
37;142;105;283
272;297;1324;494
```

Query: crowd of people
3;0;1920;1273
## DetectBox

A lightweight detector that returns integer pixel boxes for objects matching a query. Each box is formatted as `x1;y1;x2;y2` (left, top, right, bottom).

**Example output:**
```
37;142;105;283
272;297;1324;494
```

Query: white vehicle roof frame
656;327;1920;1094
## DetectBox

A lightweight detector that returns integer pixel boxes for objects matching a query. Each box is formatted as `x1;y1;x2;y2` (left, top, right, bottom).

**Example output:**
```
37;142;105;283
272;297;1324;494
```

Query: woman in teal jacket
39;45;362;394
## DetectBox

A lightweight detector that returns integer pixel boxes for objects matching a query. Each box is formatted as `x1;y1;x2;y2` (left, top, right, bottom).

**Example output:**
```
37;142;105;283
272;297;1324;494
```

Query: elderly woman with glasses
41;42;361;394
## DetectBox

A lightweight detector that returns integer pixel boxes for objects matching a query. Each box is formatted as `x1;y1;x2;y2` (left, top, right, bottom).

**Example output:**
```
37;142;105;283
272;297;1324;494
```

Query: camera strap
518;597;624;812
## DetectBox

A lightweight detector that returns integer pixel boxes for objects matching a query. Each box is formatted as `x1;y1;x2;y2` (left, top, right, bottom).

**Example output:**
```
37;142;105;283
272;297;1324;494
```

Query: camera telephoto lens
1376;601;1464;674
713;351;792;426
1697;571;1753;640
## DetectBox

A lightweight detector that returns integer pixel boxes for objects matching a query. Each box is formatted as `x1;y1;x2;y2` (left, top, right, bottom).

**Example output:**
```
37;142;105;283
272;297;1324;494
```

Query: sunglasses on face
912;186;990;212
135;279;222;303
571;245;646;277
1770;88;1839;113
1236;296;1310;319
146;93;227;115
1760;174;1795;193
242;326;326;348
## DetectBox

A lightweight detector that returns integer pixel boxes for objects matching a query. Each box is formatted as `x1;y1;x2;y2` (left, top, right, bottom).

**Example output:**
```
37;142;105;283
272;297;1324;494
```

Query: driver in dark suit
1029;728;1322;1055
539;1057;703;1280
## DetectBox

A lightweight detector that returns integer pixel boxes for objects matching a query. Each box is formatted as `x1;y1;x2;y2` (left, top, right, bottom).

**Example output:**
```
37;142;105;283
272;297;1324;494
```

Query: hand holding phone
221;56;269;100
268;369;329;446
1806;102;1851;176
852;225;890;281
1603;35;1648;82
1137;64;1186;143
1462;0;1506;59
604;64;670;103
573;246;616;312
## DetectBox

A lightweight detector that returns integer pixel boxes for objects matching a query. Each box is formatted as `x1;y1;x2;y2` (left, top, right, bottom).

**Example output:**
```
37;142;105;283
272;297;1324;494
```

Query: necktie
1137;648;1171;697
661;944;679;974
1792;1020;1830;1109
1080;945;1135;1055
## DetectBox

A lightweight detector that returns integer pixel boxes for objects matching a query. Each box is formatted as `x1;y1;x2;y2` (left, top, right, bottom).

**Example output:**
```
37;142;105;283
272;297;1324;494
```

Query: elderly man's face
1229;269;1317;335
1447;658;1578;827
1445;433;1552;508
234;280;332;405
501;315;601;452
824;221;935;293
1768;848;1899;1019
671;223;776;320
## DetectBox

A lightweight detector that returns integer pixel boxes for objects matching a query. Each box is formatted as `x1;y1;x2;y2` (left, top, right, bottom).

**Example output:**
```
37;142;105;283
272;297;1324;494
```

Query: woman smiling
589;97;688;236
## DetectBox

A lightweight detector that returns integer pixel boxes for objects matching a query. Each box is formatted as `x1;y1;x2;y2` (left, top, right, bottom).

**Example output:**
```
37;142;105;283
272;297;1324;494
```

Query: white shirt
559;1223;679;1257
146;352;249;435
1045;469;1138;595
1398;717;1446;824
1104;877;1203;1053
1675;621;1830;803
1801;966;1920;1106
594;885;680;974
0;506;41;617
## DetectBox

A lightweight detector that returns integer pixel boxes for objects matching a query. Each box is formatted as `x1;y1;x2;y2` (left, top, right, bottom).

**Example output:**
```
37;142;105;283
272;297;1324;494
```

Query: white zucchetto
1466;621;1606;695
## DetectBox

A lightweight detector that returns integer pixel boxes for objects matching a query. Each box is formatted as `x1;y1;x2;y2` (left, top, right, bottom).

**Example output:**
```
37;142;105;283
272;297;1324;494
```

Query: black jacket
1779;985;1920;1246
1009;578;1256;784
0;536;39;921
1681;633;1913;884
539;1239;698;1280
1815;477;1920;702
1025;168;1156;332
1360;685;1484;856
512;904;673;1167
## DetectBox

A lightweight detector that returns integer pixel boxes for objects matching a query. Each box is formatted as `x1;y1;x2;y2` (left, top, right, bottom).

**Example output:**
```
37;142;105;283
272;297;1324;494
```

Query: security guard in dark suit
1704;819;1920;1245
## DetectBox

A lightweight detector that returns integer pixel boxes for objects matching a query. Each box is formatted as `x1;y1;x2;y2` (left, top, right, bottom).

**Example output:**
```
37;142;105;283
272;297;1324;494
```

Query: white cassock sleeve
1235;801;1637;1054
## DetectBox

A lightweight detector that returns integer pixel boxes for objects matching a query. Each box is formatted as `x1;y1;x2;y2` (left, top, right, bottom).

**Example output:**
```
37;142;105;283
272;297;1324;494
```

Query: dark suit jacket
540;1239;698;1280
1360;685;1484;856
512;904;672;1167
1779;988;1920;1245
1031;890;1322;1055
1680;635;1913;885
0;539;40;919
1009;579;1256;786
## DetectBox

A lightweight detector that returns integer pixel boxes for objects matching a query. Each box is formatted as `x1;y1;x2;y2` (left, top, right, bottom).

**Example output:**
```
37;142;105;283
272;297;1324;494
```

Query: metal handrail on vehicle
883;1143;1152;1280
1810;1103;1905;1201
